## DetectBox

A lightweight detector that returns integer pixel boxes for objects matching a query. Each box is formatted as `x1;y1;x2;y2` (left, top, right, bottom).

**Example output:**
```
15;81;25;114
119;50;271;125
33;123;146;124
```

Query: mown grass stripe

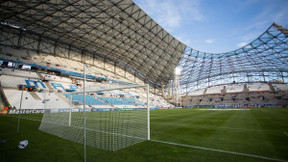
152;140;288;162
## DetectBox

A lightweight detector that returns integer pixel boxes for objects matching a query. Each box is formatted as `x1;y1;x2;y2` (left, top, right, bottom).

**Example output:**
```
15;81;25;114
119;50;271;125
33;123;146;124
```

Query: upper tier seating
206;86;223;94
0;68;39;79
226;85;243;93
0;53;18;62
54;57;70;69
248;84;271;92
272;84;288;91
42;55;59;64
188;89;204;96
41;73;72;83
66;60;83;70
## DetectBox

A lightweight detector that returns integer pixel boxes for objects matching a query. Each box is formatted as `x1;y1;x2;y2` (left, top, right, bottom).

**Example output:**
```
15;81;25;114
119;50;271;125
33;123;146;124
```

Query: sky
133;0;288;53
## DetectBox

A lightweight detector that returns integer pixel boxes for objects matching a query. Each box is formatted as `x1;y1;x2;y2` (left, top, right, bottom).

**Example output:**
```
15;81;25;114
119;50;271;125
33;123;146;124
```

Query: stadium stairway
37;72;75;108
36;72;44;80
268;83;276;93
56;92;74;106
95;97;113;107
0;85;5;109
243;85;249;93
0;82;10;109
0;97;4;110
43;81;54;91
35;72;55;91
166;99;176;107
30;92;41;100
223;86;227;94
203;88;207;95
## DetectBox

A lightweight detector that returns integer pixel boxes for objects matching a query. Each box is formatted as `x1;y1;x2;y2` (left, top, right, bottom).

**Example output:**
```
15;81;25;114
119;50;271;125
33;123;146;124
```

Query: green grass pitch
1;108;288;162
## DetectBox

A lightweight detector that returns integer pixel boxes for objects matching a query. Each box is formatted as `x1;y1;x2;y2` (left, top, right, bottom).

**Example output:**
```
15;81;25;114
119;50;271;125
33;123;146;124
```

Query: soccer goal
39;84;150;152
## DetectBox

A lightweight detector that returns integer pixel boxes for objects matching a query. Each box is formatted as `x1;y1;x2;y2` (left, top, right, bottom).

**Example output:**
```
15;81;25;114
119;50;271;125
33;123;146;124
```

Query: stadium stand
3;89;70;109
247;83;271;92
97;97;131;105
1;68;39;79
38;92;71;109
4;89;43;109
0;75;30;88
206;86;224;94
0;65;175;110
121;97;144;105
226;84;244;93
41;73;72;83
272;84;288;91
64;94;105;105
187;89;205;96
182;84;288;108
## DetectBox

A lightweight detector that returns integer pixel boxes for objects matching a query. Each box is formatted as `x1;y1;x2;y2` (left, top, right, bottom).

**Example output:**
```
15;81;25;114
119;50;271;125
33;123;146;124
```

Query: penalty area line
151;140;288;162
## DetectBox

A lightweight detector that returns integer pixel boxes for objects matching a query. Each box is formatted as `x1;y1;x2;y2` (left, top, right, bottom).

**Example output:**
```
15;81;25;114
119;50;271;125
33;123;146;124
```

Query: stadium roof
0;0;185;87
0;0;287;92
178;23;288;92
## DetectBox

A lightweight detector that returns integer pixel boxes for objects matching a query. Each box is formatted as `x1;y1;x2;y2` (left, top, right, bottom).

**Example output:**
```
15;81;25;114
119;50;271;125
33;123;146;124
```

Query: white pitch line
39;121;288;161
157;122;283;133
151;140;288;162
213;126;281;133
197;109;250;111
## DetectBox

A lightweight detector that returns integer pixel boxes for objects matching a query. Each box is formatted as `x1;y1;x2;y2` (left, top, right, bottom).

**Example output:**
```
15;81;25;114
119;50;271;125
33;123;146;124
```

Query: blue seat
64;94;105;105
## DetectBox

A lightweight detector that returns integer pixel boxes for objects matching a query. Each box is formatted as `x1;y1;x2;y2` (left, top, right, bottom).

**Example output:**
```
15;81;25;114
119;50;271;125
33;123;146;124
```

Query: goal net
39;84;149;151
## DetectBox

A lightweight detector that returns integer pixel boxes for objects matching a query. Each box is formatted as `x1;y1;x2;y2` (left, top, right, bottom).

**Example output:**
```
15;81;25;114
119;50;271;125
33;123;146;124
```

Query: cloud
175;35;193;45
235;1;288;46
245;20;269;31
179;0;204;21
250;1;288;28
237;42;248;47
134;0;204;29
205;39;214;43
157;2;182;28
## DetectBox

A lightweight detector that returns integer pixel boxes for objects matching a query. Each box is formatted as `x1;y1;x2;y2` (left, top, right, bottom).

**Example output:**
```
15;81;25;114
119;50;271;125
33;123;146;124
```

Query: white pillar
17;87;24;133
146;84;150;140
83;64;86;162
69;93;72;127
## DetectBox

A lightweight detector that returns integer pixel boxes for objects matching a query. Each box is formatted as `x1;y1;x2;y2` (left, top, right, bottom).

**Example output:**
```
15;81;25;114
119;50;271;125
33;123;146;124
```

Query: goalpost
39;83;150;153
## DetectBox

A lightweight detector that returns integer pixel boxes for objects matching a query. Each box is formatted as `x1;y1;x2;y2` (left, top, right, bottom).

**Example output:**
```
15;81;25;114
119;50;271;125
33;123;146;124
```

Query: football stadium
0;0;288;161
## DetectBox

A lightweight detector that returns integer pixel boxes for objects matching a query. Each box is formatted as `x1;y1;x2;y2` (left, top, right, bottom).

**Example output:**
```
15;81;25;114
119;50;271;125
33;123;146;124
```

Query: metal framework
0;0;185;89
178;23;288;93
0;1;287;94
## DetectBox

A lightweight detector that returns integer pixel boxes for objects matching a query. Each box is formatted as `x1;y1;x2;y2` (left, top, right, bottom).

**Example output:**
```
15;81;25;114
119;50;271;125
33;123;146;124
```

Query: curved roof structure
0;0;185;87
0;0;287;92
178;23;288;92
